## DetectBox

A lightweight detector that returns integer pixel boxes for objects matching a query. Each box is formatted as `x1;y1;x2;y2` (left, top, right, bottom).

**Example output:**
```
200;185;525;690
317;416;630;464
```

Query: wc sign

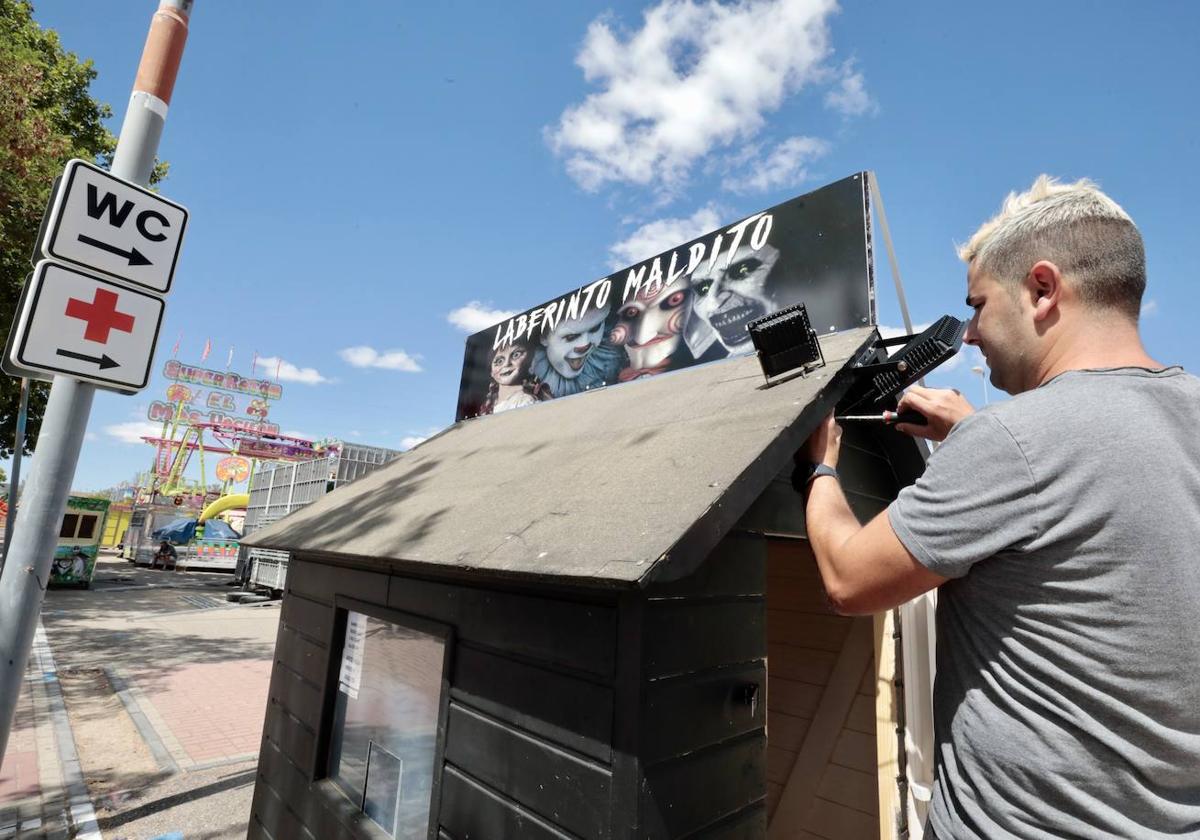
40;159;188;294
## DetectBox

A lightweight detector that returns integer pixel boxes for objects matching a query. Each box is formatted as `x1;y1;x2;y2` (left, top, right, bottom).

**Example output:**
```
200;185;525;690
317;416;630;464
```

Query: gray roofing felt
243;327;878;587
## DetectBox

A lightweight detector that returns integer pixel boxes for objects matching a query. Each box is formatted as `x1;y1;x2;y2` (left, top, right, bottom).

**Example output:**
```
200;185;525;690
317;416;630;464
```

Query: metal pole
1;378;31;569
0;0;192;764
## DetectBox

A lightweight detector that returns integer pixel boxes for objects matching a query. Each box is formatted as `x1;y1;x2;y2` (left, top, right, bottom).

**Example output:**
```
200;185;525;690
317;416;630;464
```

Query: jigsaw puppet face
690;241;781;352
610;275;691;372
542;306;608;380
490;342;531;386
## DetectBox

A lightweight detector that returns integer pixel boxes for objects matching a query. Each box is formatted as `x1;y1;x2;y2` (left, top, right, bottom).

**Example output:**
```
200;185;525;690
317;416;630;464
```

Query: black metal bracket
836;315;966;414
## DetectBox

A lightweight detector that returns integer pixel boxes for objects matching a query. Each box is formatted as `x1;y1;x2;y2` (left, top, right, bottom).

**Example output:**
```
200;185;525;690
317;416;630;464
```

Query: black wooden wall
635;533;768;838
250;533;768;840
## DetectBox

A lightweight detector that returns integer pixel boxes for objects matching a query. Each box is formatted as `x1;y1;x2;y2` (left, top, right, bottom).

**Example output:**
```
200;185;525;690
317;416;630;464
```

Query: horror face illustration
690;241;781;352
490;341;532;387
529;304;623;398
542;306;609;380
610;275;691;379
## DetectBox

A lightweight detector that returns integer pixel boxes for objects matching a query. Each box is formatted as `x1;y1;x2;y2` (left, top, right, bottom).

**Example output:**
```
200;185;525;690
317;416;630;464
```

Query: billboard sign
455;172;873;421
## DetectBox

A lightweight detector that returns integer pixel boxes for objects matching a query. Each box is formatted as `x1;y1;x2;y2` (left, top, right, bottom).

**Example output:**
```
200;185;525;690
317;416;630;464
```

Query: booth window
60;514;79;539
327;609;448;839
76;515;97;540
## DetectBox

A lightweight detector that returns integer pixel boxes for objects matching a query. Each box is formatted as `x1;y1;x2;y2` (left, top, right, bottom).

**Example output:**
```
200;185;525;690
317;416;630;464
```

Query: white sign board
338;611;368;700
41;159;188;294
11;261;165;391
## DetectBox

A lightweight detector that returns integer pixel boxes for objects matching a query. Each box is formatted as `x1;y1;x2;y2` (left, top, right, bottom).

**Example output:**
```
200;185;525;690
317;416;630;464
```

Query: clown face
490;343;531;386
610;275;691;373
690;242;781;352
542;306;608;379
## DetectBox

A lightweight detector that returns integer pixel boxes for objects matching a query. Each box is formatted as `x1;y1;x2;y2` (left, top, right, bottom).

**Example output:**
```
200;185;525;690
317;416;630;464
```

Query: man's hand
895;385;975;441
805;413;842;467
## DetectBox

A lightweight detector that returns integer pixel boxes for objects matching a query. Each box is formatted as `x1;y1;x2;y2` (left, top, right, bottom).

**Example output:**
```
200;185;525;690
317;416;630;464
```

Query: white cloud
608;204;724;268
824;67;875;116
104;421;163;445
447;302;518;333
84;432;98;442
724;135;829;193
548;0;846;193
1141;298;1158;317
338;346;422;373
256;356;329;385
878;322;930;340
400;426;444;451
282;429;315;440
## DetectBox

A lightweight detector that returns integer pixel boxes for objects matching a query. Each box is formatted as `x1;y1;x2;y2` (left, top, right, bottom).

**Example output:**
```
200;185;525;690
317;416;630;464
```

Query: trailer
241;441;401;592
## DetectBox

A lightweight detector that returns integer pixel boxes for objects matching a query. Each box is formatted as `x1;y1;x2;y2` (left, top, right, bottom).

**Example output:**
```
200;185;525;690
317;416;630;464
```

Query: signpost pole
0;0;192;762
1;377;31;570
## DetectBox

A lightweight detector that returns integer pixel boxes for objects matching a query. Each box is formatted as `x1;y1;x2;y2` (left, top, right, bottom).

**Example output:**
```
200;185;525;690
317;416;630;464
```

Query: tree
0;0;165;458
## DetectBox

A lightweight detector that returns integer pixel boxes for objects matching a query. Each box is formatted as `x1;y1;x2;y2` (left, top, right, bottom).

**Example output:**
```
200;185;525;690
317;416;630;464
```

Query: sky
14;0;1200;492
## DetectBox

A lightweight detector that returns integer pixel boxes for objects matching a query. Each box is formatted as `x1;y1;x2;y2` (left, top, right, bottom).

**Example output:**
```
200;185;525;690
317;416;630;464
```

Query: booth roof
243;327;878;588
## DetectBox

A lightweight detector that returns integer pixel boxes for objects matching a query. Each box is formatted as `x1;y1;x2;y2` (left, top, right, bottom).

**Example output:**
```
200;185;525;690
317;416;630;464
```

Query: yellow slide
198;493;249;523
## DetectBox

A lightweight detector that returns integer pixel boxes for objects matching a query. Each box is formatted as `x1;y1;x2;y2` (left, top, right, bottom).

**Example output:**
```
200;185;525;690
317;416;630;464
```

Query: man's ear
1025;260;1062;322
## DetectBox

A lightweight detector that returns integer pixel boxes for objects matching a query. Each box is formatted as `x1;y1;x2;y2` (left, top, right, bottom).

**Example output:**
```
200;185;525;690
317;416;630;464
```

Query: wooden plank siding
638;533;769;838
764;539;881;839
251;555;622;840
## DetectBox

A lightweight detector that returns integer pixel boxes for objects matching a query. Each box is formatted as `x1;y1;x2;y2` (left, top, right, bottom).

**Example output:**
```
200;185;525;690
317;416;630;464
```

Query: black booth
243;327;926;840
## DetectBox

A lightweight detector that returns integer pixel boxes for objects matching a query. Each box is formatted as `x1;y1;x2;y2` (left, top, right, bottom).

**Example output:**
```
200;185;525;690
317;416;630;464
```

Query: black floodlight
748;303;825;385
837;315;966;413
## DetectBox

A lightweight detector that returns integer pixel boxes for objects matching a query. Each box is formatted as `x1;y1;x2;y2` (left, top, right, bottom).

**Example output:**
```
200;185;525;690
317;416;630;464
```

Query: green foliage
0;1;165;458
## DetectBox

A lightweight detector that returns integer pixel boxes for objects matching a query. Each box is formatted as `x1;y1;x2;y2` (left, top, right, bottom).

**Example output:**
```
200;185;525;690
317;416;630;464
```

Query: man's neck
1033;318;1162;388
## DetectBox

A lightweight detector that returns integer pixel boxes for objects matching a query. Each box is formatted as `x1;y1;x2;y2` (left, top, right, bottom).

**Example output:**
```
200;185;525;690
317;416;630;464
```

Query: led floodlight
747;303;825;385
837;315;966;414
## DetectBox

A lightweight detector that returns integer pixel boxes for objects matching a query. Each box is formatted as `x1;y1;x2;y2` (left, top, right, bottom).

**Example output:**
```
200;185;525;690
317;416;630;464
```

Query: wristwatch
792;461;839;493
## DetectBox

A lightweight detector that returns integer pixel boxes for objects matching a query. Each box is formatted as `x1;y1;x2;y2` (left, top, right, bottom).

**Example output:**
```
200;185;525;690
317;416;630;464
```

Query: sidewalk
0;554;280;839
0;639;72;839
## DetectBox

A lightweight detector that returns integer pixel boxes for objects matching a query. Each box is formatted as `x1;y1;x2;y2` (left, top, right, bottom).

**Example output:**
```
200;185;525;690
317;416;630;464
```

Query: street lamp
970;365;990;405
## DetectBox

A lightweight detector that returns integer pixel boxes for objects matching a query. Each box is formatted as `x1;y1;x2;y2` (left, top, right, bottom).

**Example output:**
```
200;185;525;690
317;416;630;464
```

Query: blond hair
959;175;1145;319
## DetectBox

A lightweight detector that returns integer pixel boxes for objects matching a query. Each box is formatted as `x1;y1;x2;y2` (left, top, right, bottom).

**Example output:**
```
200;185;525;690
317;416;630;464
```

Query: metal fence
241;441;401;591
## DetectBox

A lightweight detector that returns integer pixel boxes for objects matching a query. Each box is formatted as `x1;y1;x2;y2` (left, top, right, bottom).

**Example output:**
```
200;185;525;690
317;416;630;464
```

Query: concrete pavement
0;553;280;839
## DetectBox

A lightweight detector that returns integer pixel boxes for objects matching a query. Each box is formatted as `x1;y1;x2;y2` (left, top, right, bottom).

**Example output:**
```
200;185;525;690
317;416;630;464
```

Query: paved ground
0;553;280;839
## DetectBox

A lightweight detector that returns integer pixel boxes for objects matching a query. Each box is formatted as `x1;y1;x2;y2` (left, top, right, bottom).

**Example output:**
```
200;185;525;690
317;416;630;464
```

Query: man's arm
803;413;951;615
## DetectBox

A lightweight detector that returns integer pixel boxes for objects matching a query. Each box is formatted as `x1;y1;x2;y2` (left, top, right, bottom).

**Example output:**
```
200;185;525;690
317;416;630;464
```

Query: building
243;326;929;840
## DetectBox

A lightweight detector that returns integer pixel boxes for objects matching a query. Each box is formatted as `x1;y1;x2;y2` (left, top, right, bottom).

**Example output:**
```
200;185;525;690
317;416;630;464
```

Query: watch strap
791;461;838;493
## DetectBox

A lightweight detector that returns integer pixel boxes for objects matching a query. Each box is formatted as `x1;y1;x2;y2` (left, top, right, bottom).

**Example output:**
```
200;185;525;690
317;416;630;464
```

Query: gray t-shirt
889;367;1200;839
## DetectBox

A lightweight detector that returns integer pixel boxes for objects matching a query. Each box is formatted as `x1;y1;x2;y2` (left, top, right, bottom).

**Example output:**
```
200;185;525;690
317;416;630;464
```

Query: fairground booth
244;174;953;840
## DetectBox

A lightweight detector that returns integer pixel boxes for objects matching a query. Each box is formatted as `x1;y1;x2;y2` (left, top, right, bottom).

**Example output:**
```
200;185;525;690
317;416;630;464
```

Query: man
801;176;1200;838
153;539;177;571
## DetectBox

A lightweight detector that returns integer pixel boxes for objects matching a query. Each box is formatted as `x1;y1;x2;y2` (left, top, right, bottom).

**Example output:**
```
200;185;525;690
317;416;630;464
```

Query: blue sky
17;0;1200;492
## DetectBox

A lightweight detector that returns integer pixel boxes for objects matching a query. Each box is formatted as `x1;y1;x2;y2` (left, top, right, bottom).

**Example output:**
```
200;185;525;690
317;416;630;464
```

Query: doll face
490;343;531;386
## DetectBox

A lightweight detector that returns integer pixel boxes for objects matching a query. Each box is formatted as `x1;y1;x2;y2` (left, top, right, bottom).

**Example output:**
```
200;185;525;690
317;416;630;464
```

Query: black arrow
76;234;152;266
57;348;119;370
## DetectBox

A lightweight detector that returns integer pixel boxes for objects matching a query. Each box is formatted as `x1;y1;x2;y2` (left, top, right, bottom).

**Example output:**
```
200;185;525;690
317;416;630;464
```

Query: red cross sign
64;288;136;344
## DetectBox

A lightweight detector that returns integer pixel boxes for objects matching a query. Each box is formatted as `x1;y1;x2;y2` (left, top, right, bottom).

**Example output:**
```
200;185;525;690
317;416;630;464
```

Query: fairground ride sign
147;359;284;436
455;173;874;421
